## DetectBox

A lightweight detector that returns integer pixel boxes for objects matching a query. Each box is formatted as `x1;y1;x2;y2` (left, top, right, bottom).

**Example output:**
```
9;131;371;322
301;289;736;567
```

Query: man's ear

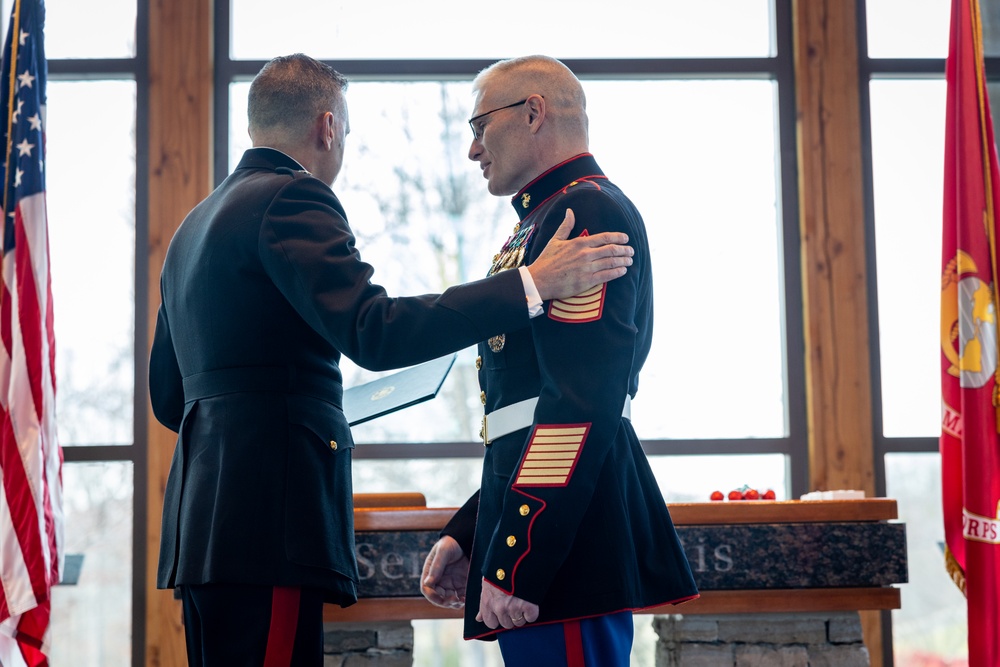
318;111;335;150
526;94;546;134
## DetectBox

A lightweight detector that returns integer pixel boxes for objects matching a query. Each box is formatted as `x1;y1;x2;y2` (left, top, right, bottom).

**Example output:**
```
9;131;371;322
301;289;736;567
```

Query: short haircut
248;54;348;136
473;55;587;136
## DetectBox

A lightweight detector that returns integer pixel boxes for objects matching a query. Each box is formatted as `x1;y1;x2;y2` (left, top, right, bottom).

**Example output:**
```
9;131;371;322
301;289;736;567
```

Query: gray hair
472;55;587;135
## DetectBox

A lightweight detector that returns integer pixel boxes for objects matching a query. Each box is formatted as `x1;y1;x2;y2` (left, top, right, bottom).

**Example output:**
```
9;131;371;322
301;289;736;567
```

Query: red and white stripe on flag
941;1;1000;665
0;1;62;665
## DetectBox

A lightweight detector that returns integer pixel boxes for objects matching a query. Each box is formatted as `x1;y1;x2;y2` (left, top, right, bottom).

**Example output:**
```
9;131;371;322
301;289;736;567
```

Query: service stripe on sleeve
548;283;606;323
514;424;590;487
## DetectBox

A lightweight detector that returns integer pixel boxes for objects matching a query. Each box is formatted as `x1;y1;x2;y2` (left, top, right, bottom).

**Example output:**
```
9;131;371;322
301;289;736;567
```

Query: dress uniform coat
149;147;530;604
444;154;699;639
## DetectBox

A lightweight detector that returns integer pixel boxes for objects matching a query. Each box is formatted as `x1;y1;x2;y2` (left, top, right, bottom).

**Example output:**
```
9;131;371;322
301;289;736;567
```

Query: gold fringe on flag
0;0;20;319
944;543;968;596
1;0;20;214
969;0;1000;431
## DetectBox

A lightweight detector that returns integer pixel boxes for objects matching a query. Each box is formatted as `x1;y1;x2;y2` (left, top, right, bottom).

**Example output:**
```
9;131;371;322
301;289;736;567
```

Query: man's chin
487;180;515;197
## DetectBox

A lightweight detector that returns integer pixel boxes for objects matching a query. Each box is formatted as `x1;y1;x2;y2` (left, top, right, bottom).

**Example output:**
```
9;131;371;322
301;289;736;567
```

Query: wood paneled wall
145;0;213;665
792;1;882;664
143;0;883;664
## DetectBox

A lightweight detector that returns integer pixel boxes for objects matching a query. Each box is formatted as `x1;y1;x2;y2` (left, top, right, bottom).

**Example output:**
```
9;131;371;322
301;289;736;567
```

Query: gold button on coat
496;569;506;580
519;504;530;516
475;356;483;369
329;440;338;450
480;391;487;405
506;536;517;547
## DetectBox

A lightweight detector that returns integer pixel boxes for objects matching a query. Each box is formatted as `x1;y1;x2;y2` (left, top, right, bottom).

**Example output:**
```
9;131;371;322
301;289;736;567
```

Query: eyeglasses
468;98;529;141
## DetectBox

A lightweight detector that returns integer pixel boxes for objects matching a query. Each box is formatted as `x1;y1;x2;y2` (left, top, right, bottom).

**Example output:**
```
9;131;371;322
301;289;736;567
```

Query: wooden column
791;1;883;665
145;0;213;665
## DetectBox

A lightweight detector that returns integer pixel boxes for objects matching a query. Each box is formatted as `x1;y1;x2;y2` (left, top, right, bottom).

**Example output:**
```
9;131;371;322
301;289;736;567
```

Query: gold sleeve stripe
524;452;577;460
548;283;606;323
521;459;574;467
552;299;603;313
558;284;603;301
514;423;591;487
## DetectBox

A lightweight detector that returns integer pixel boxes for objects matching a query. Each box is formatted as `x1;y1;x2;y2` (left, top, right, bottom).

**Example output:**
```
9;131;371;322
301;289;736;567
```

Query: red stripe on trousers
564;619;585;667
262;586;300;667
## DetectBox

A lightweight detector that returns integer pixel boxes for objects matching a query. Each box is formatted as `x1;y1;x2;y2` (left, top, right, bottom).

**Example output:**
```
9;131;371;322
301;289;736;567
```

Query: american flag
0;1;62;665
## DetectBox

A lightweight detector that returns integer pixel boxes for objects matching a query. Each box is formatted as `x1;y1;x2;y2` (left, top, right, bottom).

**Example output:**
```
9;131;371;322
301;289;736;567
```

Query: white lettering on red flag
963;506;1000;544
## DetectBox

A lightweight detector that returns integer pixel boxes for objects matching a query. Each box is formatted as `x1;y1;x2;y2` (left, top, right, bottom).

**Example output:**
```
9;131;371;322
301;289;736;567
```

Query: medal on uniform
486;222;536;353
488;222;535;277
488;334;506;353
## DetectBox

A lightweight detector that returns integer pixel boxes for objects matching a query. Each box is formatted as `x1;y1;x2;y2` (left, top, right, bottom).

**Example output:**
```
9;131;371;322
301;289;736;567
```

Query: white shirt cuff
518;266;544;318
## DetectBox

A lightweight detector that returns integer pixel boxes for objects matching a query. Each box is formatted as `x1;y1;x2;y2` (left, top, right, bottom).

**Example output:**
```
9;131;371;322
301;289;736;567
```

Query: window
222;3;803;511
868;78;944;439
48;80;136;447
46;78;138;662
884;453;967;664
229;0;774;60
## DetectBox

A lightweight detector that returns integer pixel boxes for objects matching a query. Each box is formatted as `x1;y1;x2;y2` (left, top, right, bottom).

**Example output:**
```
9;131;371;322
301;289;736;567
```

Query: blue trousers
496;611;633;667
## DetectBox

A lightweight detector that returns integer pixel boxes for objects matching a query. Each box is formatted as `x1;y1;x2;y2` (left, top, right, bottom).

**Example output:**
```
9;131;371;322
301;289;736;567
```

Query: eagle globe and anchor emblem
941;249;998;390
942;249;1000;544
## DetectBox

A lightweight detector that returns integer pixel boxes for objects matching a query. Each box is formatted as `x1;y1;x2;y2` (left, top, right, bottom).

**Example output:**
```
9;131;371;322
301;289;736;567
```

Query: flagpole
967;0;1000;430
0;0;19;315
0;0;21;217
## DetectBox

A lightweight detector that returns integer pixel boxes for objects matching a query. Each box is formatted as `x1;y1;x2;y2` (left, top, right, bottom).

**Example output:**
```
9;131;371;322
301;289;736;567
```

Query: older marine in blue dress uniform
422;55;699;667
422;56;698;667
445;152;699;653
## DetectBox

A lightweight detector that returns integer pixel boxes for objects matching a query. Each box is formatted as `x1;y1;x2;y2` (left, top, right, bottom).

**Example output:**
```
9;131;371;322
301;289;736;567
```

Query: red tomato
744;488;760;500
728;490;743;501
710;490;725;501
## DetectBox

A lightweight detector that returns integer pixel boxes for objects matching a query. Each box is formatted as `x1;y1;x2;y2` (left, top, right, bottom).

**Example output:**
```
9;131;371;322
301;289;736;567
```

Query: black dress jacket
444;154;699;639
149;147;528;604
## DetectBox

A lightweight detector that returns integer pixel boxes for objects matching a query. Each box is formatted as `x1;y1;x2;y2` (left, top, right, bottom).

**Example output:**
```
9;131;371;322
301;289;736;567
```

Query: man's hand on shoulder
527;208;633;301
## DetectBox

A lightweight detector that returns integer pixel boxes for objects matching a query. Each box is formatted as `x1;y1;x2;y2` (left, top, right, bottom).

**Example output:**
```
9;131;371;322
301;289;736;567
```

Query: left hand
475;578;540;630
526;208;633;301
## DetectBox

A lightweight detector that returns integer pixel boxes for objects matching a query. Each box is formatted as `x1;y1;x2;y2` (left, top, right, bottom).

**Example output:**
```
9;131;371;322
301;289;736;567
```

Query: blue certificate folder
343;353;457;426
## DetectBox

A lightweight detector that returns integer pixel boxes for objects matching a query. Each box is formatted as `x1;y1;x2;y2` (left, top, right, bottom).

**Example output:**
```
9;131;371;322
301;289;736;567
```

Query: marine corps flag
941;1;1000;664
0;1;62;666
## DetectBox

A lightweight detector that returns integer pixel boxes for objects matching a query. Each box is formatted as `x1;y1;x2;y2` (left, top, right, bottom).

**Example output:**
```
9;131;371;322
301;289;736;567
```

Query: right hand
526;208;634;301
476;579;540;630
420;536;469;609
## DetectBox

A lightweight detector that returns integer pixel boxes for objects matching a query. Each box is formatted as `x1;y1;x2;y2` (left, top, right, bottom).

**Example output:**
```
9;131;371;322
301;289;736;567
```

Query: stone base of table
653;612;870;667
322;621;413;666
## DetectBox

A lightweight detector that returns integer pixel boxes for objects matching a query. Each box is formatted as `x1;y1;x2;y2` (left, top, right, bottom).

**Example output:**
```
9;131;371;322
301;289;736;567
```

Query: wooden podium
324;495;905;623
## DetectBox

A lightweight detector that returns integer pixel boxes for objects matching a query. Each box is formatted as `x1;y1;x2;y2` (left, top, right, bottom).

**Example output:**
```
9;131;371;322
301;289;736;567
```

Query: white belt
480;395;632;445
